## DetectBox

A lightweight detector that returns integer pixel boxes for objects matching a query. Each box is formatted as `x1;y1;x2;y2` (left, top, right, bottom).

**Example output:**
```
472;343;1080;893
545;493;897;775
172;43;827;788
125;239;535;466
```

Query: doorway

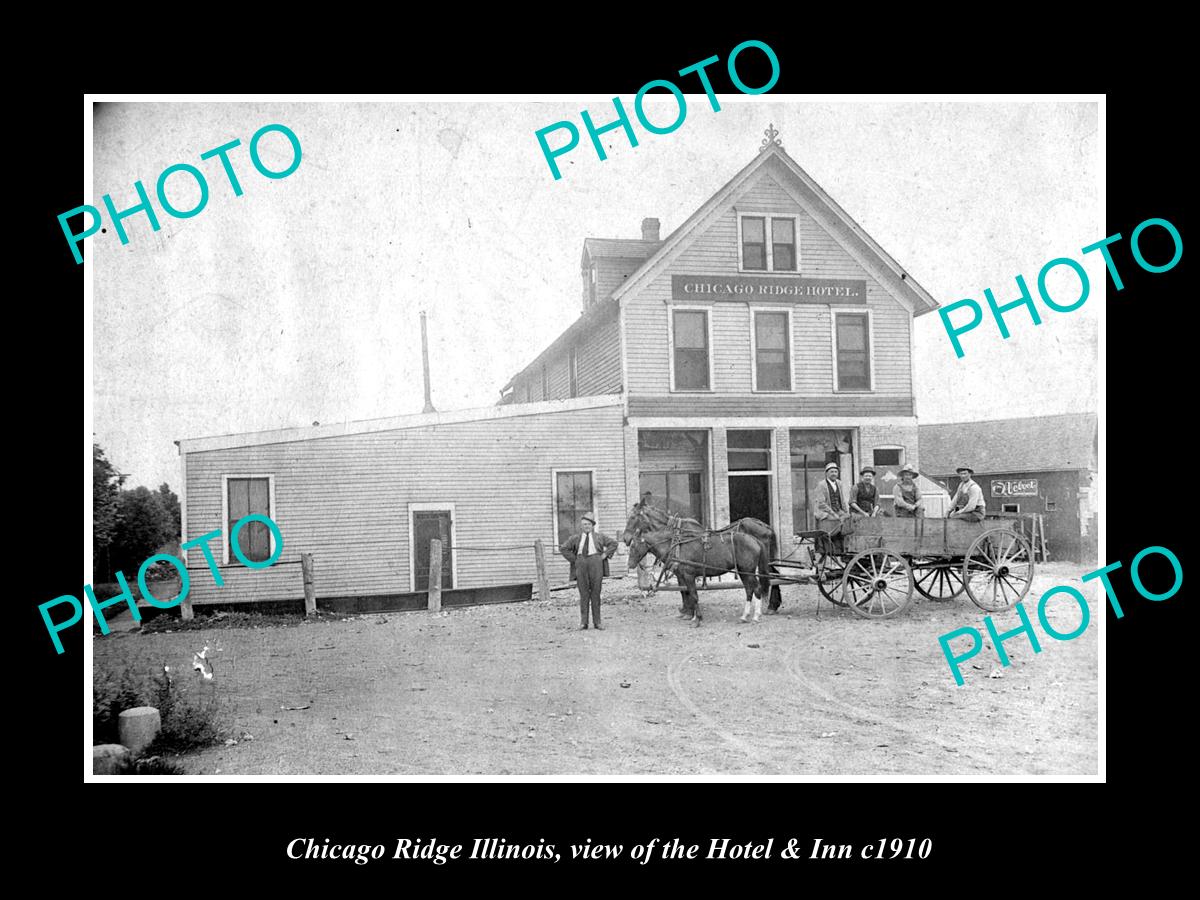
789;429;854;532
411;507;454;591
727;429;773;525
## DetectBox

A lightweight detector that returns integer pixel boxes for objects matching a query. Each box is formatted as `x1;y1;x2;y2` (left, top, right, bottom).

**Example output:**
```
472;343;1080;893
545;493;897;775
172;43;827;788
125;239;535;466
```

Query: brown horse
622;505;771;626
631;499;785;612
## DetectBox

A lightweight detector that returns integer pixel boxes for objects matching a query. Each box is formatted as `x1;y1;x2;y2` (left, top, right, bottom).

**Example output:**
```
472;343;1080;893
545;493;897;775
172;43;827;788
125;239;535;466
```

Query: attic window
739;213;799;273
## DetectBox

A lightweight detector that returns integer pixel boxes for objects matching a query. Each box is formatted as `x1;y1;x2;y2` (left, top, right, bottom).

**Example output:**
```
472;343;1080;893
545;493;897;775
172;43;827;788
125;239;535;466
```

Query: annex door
412;509;454;591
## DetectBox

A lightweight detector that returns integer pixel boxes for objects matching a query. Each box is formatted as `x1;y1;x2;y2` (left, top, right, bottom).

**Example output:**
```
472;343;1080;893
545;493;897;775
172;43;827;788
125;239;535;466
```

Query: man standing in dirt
560;512;618;630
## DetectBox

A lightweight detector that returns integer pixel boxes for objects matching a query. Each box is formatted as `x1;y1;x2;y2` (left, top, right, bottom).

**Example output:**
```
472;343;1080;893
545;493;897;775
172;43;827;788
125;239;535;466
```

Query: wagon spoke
996;576;1012;606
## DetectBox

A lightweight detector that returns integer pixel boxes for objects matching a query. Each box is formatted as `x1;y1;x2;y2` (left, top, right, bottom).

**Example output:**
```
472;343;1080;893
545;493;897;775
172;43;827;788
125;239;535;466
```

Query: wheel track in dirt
665;643;783;773
663;603;1007;774
780;629;1002;772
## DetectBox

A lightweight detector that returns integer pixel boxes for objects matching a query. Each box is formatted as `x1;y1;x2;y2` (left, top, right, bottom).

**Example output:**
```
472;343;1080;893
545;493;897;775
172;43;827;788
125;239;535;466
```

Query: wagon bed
781;515;1034;619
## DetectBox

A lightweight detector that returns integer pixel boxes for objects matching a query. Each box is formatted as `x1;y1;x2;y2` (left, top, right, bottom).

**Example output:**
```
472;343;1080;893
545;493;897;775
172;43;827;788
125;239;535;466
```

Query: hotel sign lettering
991;479;1038;497
672;274;867;303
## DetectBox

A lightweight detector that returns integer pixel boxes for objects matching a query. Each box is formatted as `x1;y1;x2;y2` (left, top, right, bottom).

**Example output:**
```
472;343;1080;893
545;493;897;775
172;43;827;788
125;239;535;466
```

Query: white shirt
581;533;592;556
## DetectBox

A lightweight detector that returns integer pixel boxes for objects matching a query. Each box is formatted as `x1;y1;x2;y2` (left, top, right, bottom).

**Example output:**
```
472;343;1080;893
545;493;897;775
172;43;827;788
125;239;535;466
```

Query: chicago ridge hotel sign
672;274;867;302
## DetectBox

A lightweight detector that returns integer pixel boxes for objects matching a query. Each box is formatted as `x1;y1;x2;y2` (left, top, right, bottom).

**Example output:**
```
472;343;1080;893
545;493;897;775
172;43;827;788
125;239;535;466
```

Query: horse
622;504;772;626
630;498;785;612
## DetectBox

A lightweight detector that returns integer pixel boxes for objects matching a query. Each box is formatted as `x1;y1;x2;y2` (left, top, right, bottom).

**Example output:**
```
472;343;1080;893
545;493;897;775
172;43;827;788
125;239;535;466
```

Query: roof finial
759;123;782;153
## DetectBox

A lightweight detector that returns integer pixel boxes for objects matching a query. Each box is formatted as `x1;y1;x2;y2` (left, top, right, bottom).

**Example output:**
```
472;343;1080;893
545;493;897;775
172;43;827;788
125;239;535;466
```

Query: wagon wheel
841;549;914;619
813;545;850;607
912;558;967;601
963;529;1034;612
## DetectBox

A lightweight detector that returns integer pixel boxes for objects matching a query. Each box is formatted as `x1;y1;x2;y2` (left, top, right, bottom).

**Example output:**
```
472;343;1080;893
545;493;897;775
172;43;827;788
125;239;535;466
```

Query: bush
145;667;225;754
93;661;226;753
93;664;144;745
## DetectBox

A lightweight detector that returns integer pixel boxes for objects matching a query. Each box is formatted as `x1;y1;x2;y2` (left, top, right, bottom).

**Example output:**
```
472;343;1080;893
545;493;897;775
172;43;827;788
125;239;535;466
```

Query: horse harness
644;513;739;591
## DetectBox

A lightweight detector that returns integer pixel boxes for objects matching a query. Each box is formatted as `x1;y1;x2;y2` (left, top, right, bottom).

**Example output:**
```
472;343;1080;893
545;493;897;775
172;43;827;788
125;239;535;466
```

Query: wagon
776;515;1035;619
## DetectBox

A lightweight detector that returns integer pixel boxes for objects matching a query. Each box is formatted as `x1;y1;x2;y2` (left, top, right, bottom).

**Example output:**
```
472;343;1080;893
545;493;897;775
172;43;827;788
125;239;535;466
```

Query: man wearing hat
814;461;850;523
559;512;618;630
948;466;986;522
893;465;924;518
849;466;880;517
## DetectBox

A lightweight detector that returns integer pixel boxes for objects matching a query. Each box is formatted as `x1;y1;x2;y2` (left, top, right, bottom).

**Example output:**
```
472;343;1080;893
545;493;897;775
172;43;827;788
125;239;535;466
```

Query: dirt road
93;562;1097;775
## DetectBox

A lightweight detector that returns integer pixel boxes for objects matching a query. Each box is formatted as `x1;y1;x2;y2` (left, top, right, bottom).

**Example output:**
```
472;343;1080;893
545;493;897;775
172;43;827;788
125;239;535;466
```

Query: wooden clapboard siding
623;166;913;400
627;396;914;418
184;404;626;605
513;312;622;401
577;314;622;394
594;256;644;304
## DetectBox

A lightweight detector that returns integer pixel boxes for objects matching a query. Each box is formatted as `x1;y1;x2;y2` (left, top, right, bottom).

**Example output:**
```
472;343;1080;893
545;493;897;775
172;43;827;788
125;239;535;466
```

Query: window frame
667;305;715;393
1002;502;1020;514
541;363;548;401
551;468;597;551
749;306;794;392
726;428;778;532
568;345;579;398
408;502;458;592
736;211;800;273
830;307;875;393
221;474;277;565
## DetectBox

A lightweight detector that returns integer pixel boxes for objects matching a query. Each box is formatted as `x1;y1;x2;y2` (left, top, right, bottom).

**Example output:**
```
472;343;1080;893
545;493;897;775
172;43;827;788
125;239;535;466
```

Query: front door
413;510;453;591
727;429;773;525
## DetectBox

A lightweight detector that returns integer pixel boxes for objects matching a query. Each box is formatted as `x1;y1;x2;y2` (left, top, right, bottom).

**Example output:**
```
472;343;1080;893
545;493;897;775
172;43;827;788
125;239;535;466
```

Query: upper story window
739;213;799;273
752;309;792;391
541;363;548;400
833;310;873;391
670;308;712;392
568;346;579;398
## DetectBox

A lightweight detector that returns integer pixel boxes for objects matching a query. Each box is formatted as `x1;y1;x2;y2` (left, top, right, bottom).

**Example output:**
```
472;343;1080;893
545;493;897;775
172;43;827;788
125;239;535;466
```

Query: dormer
579;218;662;313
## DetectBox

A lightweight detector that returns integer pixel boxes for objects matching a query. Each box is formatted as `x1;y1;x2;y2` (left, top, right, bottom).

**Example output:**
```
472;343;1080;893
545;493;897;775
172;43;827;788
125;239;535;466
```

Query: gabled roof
502;141;941;394
610;144;940;316
920;413;1098;476
177;394;624;454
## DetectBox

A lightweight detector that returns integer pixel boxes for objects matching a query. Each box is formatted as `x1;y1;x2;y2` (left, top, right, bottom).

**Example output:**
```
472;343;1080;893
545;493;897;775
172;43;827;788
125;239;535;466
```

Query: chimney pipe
420;311;436;414
641;217;660;242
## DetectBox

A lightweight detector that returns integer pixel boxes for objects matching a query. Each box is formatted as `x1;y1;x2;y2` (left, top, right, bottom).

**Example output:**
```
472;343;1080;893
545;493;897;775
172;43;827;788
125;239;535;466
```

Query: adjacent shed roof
177;394;625;454
582;237;660;260
920;413;1097;476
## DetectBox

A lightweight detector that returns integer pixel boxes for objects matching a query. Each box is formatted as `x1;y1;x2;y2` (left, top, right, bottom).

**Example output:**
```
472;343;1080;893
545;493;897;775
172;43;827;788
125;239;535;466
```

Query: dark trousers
955;509;985;522
576;554;605;626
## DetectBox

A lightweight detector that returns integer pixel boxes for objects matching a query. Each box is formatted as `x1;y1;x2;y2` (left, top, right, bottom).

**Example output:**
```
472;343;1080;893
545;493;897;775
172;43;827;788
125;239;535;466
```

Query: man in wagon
849;466;881;517
948;465;987;522
814;461;850;524
892;464;924;518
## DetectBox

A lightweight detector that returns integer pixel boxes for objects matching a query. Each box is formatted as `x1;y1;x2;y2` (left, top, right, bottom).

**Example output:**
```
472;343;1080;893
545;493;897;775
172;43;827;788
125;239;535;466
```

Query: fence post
428;539;442;612
301;553;316;616
534;539;550;601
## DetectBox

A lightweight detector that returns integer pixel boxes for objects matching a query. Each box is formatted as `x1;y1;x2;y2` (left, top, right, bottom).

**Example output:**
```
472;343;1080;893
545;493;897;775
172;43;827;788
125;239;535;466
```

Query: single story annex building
177;133;941;608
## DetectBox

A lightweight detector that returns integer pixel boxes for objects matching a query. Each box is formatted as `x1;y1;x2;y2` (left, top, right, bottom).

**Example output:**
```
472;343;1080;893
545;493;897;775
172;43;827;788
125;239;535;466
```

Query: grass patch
118;755;187;775
139;608;352;633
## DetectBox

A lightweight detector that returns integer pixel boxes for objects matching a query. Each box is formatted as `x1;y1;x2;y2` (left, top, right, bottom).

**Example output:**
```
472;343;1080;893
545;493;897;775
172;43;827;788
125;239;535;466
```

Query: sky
91;99;1099;491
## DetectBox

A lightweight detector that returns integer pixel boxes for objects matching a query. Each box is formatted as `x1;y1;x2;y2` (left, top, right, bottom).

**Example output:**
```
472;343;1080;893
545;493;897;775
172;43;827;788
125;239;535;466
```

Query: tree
93;444;126;580
156;483;181;542
111;487;175;577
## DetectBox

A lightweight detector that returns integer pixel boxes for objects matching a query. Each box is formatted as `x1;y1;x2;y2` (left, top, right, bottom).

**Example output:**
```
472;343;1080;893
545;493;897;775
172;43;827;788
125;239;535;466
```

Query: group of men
562;464;989;630
814;462;987;523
